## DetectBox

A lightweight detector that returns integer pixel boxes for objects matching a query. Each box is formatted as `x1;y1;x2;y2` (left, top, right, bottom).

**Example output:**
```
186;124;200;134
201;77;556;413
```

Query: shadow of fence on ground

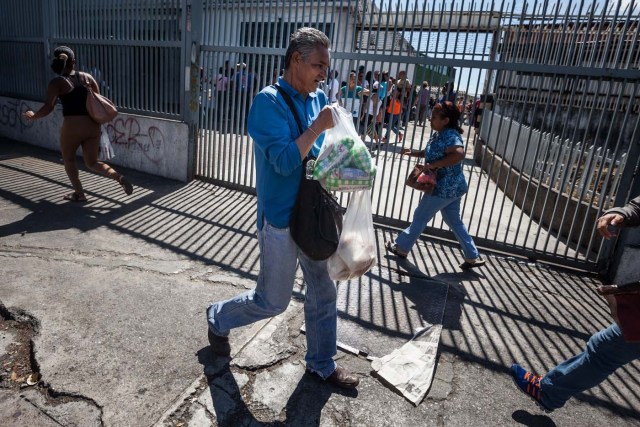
1;144;638;420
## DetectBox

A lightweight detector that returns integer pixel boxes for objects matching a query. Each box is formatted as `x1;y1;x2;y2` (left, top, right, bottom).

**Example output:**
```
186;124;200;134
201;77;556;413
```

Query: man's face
292;47;329;94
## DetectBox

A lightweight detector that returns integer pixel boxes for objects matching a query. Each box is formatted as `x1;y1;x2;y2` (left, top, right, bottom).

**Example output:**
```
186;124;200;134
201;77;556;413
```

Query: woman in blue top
386;101;485;269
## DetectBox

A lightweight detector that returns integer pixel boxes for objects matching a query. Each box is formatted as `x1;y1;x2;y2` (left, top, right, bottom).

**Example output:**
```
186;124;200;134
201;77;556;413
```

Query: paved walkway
0;140;638;426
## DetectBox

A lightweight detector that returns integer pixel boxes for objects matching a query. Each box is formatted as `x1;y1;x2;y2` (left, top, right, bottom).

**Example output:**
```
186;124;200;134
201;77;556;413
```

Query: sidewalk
0;139;638;426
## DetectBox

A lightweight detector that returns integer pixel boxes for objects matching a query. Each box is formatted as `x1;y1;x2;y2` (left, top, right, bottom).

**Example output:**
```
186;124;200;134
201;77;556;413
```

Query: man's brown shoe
308;366;359;389
208;328;231;357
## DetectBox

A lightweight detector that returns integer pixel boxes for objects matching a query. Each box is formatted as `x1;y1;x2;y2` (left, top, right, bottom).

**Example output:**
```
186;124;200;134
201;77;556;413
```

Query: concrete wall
494;102;638;153
0;96;189;182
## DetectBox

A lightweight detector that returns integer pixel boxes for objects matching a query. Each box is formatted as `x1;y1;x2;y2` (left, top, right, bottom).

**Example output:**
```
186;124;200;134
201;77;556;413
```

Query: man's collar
278;77;318;100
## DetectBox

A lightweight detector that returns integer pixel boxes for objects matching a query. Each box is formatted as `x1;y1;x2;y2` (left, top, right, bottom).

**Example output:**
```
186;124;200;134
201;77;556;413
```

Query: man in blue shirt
206;27;359;390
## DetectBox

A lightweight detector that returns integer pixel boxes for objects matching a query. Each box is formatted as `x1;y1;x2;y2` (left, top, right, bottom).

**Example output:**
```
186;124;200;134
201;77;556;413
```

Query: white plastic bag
98;125;115;161
312;106;375;191
328;189;377;280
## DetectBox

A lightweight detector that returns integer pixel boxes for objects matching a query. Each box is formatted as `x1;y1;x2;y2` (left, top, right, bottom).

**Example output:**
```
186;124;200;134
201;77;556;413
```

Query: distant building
202;1;452;89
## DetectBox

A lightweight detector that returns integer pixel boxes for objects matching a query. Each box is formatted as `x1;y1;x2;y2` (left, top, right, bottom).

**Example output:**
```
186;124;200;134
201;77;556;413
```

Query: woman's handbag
405;163;437;194
81;73;118;124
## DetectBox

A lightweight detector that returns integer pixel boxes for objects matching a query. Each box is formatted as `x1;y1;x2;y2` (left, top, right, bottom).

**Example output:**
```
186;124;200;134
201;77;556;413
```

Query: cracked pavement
0;141;639;426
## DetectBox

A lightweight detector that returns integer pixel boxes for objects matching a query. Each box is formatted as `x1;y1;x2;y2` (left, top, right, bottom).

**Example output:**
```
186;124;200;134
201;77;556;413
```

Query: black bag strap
273;84;317;164
273;84;304;137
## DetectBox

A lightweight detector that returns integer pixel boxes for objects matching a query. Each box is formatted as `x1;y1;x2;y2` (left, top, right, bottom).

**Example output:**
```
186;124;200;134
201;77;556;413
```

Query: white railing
480;112;625;209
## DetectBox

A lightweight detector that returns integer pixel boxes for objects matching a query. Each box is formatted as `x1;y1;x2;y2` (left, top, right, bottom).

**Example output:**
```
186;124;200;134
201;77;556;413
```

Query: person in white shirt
325;70;340;103
361;87;383;147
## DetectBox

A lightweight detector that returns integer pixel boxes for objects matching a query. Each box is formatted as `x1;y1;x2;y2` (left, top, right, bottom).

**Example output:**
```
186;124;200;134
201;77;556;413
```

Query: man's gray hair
284;27;330;70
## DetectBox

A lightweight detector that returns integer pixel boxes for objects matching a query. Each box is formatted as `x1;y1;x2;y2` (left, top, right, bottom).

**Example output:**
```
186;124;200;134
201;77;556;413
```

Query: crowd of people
321;67;480;149
201;58;483;140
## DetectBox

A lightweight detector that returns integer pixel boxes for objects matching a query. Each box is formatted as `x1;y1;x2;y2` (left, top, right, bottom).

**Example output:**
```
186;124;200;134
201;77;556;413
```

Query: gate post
601;114;640;283
183;0;203;181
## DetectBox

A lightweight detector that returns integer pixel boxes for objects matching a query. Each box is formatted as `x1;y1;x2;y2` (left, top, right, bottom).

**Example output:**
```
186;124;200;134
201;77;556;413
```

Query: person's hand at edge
597;213;625;239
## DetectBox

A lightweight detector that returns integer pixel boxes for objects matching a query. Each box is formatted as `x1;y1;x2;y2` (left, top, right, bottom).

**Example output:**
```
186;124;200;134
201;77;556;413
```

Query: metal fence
1;0;188;120
196;0;640;271
481;112;627;210
2;0;640;271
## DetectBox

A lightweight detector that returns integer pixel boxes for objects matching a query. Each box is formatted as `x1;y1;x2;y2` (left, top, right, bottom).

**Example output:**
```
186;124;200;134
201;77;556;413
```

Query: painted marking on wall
0;100;34;132
105;117;165;165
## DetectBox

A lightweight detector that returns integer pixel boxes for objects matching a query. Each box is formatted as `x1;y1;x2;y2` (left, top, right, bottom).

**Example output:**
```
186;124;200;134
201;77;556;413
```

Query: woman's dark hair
365;70;373;85
435;101;464;134
51;46;75;75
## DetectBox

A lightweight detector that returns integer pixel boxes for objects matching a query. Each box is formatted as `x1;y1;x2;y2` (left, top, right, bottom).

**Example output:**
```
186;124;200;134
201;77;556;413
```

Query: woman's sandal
118;175;134;195
460;258;486;269
63;192;87;202
385;240;408;258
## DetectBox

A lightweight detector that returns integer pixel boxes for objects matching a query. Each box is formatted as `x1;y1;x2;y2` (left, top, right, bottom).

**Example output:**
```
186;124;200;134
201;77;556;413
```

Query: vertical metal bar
610;2;633;70
541;82;592;257
567;71;635;258
532;4;593;258
597;0;622;69
476;0;520;243
213;1;224;181
370;0;392;218
562;2;621;255
514;1;565;253
460;1;488;234
216;0;228;181
224;0;238;183
502;2;557;252
200;0;209;180
626;8;640;69
376;0;399;219
144;41;149;113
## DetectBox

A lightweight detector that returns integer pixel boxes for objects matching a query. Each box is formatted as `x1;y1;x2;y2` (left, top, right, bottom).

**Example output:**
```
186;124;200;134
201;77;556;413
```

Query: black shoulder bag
273;84;343;260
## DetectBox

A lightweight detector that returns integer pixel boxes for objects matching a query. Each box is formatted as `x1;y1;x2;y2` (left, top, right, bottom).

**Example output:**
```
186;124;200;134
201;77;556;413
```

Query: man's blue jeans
207;221;337;379
540;323;640;410
394;193;480;260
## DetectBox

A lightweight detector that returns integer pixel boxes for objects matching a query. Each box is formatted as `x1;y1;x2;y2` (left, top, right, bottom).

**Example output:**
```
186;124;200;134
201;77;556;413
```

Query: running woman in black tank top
22;46;133;201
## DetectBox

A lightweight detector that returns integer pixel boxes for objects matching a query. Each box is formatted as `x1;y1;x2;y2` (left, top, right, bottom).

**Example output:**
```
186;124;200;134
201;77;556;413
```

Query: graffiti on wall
105;117;165;165
0;99;168;167
0;100;33;133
